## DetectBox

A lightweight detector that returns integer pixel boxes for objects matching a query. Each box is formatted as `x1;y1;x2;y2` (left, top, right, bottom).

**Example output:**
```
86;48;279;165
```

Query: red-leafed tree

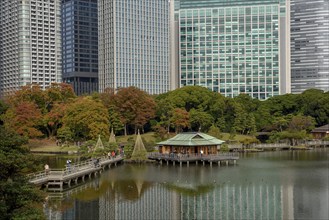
2;101;43;138
108;87;156;135
4;83;76;137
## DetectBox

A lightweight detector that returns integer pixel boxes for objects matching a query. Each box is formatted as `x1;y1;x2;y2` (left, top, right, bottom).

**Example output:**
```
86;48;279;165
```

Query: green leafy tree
298;89;329;126
108;105;124;134
0;126;45;219
207;125;223;139
288;115;315;132
155;95;174;133
57;126;73;143
62;97;109;140
189;109;214;132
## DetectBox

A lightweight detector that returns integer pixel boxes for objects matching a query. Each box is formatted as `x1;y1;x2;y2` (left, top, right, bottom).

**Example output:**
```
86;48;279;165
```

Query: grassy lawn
28;139;79;152
220;133;256;142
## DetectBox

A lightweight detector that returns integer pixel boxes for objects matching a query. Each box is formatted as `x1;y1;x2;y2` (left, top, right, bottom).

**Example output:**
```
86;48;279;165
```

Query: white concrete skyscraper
98;0;170;95
0;0;62;97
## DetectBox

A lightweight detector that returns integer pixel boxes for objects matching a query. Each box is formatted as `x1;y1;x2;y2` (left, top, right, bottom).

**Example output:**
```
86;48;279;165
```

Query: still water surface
45;149;328;220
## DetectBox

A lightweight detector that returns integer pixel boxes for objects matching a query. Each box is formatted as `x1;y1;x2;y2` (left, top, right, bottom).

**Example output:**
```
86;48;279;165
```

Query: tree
298;89;329;126
155;95;175;133
288;115;315;132
207;125;222;139
189;109;214;132
2;101;43;138
61;97;109;140
165;86;216;112
0;100;8;125
4;83;76;138
0;126;45;219
233;93;260;113
108;105;124;134
170;108;189;133
131;131;148;161
109;87;156;135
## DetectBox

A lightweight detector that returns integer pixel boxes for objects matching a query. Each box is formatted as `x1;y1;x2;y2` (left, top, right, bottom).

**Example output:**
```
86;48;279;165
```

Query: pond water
44;149;329;220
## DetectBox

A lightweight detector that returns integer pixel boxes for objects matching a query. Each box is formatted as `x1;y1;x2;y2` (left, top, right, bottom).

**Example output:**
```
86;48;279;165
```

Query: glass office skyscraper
98;0;170;95
290;0;329;93
176;0;291;99
62;0;98;96
0;0;62;98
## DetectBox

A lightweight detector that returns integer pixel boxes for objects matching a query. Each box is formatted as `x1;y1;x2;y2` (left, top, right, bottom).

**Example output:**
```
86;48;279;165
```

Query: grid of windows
0;0;62;97
98;0;170;95
62;0;98;95
290;0;329;93
177;0;290;100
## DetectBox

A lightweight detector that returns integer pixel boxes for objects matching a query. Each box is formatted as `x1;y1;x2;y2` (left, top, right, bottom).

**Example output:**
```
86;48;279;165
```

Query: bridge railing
148;152;239;161
305;140;329;146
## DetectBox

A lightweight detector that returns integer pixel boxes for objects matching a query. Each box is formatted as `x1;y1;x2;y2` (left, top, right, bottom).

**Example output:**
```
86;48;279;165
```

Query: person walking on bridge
44;164;49;175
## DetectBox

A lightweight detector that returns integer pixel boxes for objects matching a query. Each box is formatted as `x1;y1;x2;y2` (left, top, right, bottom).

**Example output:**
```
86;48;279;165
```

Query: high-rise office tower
98;0;170;95
62;0;98;96
290;0;329;93
0;0;62;98
175;0;291;99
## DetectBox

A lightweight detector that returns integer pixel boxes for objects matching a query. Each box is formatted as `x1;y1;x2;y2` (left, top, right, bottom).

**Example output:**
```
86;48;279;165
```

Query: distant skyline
0;0;328;99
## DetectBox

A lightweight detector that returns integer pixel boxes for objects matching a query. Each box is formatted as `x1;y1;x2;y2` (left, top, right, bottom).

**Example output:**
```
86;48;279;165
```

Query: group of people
44;148;125;174
108;151;116;159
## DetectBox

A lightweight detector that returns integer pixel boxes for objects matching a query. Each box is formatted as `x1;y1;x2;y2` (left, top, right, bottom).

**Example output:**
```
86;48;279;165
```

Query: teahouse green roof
157;132;225;146
311;124;329;133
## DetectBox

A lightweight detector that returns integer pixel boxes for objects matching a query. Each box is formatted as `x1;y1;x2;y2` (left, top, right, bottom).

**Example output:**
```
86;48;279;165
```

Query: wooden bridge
148;152;239;166
228;141;329;151
28;156;124;191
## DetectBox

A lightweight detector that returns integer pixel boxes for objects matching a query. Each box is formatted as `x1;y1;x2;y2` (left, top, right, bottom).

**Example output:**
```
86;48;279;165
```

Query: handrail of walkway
148;152;239;160
28;155;124;182
228;140;329;149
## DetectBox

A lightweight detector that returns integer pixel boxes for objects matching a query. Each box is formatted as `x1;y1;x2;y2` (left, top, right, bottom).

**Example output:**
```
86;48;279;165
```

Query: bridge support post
226;161;229;166
115;162;117;167
75;178;78;184
187;161;189;167
82;176;85;182
68;180;71;187
89;173;92;179
180;162;182;167
167;160;169;166
160;160;162;165
218;161;221;167
196;161;198;165
210;161;212;167
173;161;175;166
59;182;63;191
234;160;236;165
203;161;205;166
